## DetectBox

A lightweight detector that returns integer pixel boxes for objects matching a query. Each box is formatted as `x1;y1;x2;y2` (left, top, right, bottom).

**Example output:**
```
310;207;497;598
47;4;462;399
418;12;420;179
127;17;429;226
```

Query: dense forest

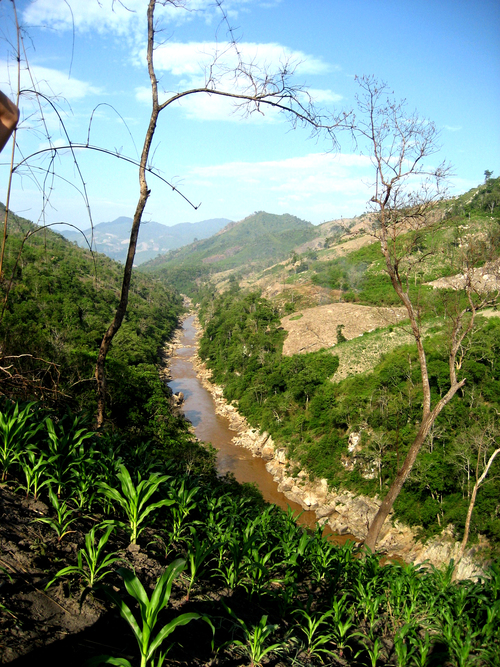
0;205;184;437
198;291;500;548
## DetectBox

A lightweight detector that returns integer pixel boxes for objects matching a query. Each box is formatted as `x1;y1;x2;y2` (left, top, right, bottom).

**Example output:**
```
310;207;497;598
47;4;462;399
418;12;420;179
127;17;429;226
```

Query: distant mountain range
142;211;319;274
61;216;231;265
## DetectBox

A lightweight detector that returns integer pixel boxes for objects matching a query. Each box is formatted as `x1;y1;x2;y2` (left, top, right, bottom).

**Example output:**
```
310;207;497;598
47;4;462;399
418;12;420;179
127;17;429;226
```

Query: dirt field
281;303;408;356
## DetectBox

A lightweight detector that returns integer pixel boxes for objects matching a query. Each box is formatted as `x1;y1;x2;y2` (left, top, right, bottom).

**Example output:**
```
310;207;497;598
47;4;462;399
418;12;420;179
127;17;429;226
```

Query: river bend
168;315;322;531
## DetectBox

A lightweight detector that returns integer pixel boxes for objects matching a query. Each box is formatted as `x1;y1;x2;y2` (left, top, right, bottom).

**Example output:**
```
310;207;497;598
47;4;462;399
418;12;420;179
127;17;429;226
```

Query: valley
0;176;499;666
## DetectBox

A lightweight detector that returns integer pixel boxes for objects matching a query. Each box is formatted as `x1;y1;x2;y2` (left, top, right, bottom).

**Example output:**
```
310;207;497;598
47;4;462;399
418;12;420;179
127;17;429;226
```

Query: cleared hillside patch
281;303;408;357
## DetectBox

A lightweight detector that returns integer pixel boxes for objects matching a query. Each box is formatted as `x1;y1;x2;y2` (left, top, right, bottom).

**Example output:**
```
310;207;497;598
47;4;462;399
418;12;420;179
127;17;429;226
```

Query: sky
1;0;499;231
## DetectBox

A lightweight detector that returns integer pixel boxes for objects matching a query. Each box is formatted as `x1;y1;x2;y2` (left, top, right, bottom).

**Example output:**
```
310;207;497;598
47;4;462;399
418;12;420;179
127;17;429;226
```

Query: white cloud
134;41;338;122
306;88;343;104
22;0;278;36
190;152;373;201
23;0;190;35
443;125;462;132
151;41;331;80
1;60;100;101
24;64;101;100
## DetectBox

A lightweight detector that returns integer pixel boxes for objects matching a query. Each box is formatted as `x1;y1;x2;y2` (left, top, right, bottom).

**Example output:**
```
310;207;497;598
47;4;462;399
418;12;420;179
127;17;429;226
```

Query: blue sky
1;0;499;231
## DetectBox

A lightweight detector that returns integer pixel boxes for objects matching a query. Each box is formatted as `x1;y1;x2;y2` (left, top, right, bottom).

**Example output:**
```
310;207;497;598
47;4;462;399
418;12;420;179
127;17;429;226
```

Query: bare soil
280;303;408;356
426;258;500;292
0;485;214;666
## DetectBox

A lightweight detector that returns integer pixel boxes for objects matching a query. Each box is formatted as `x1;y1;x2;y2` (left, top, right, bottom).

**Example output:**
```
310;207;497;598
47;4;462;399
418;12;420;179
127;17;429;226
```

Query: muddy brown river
168;315;351;539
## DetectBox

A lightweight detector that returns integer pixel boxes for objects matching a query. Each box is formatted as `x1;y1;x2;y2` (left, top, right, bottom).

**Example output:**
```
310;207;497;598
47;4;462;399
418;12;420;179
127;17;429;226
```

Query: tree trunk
364;380;465;551
453;447;500;579
95;0;158;428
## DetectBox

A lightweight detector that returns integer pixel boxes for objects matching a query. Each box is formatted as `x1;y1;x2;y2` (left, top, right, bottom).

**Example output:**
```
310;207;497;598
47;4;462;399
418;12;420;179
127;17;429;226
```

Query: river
168;315;343;535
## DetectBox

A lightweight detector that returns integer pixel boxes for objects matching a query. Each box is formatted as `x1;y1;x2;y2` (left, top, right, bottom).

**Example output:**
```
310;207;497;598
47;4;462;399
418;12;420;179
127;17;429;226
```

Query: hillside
195;178;500;560
61;216;231;265
141;211;320;291
0;182;499;664
0;203;183;431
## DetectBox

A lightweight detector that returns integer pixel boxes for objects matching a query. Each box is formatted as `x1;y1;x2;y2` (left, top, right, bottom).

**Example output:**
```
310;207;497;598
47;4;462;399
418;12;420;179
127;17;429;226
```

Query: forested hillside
142;211;320;293
196;178;500;555
0;204;182;435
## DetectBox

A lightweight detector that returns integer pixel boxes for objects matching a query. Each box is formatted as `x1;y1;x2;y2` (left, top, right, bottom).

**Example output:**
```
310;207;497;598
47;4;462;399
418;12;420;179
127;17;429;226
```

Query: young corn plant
439;609;481;667
99;464;173;544
308;534;343;583
393;623;418;667
409;629;433;667
34;487;78;542
17;450;50;500
357;635;385;667
293;608;337;662
0;401;41;481
241;541;281;598
166;479;199;548
330;593;356;659
45;415;94;496
92;560;204;667
183;531;217;602
45;525;121;591
280;530;312;584
225;605;284;667
354;578;385;641
214;533;256;591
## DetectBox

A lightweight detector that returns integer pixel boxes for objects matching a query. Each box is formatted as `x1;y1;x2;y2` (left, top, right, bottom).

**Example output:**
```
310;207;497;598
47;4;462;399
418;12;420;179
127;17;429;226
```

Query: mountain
61;216;231;265
143;211;319;277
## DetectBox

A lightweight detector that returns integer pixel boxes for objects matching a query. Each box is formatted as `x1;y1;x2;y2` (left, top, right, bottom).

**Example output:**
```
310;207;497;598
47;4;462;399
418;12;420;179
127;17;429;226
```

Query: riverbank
176;312;486;580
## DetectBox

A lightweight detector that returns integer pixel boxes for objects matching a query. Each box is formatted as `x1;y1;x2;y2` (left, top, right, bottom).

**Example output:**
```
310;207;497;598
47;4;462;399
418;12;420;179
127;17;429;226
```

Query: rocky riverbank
166;314;486;580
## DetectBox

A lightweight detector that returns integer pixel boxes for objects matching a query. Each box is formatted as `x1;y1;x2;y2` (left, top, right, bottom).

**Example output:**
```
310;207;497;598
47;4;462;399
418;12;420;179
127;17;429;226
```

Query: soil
280;303;408;356
0;478;315;667
0;485;213;667
426;258;500;293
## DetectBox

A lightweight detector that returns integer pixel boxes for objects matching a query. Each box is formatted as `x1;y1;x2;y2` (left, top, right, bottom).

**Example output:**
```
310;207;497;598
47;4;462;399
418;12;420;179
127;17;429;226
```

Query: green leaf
118;567;149;620
102;585;143;646
147;613;201;658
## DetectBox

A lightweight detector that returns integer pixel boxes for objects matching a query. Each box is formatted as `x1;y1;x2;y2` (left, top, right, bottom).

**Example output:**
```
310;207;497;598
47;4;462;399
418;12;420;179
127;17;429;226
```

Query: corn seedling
393;623;418;666
242;542;281;597
166;479;199;547
93;561;203;667
280;528;311;577
214;534;255;591
99;464;173;544
46;525;121;591
293;608;337;661
439;609;480;667
225;605;284;667
0;401;41;481
357;634;385;667
45;416;94;496
309;535;342;582
355;579;385;640
34;487;78;542
184;531;216;601
17;450;50;500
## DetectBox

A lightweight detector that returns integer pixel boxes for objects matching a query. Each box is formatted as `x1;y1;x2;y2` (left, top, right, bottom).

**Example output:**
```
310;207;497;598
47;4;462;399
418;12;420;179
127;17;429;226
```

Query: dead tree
452;420;500;578
95;0;347;426
351;76;494;551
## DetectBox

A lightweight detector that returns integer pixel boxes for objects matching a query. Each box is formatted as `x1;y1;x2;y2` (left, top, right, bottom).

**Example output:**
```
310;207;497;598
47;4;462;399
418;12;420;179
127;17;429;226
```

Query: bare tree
350;75;495;551
452;419;500;578
94;0;347;426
